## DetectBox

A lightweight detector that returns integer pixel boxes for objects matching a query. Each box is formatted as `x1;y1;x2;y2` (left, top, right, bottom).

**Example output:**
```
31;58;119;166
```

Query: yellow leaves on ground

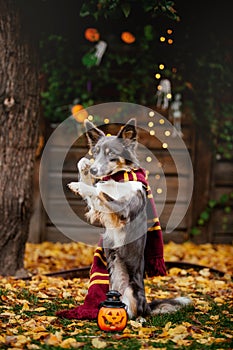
24;241;233;275
0;241;232;349
164;241;233;274
24;241;96;275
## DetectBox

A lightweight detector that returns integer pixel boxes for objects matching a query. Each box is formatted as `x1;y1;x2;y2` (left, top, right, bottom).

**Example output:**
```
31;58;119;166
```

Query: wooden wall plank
46;226;102;245
214;161;233;186
46;172;190;203
213;187;233;199
46;200;188;231
210;209;233;234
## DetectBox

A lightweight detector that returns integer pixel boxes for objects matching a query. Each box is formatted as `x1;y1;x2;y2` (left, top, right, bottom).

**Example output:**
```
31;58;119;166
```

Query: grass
0;274;232;349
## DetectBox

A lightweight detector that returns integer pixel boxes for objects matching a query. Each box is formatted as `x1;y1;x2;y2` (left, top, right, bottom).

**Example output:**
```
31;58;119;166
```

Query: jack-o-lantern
121;31;136;44
84;28;100;42
97;290;128;332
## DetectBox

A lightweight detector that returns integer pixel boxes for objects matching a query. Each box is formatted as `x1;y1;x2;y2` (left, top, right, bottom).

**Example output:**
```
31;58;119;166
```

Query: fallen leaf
34;307;47;312
0;335;5;343
60;337;83;348
32;332;50;340
23;319;36;329
214;297;224;304
196;337;215;345
168;267;183;276
21;302;30;311
45;332;63;346
175;339;193;346
129;320;143;328
32;326;47;333
92;338;107;348
11;334;30;347
210;315;219;321
199;268;211;277
27;344;41;349
37;292;49;299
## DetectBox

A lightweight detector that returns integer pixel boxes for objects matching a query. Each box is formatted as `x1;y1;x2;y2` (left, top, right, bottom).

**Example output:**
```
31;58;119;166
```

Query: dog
68;118;191;319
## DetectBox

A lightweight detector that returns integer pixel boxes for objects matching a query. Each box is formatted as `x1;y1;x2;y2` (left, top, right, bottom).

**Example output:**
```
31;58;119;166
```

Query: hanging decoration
121;31;136;44
94;40;108;65
71;103;88;123
84;28;100;42
155;78;172;109
169;93;183;137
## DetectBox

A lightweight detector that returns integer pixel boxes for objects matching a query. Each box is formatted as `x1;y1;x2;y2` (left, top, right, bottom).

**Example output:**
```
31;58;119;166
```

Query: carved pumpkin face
97;306;128;331
84;28;100;42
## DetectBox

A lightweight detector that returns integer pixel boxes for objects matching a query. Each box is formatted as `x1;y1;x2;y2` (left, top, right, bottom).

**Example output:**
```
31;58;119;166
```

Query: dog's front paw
68;182;97;198
77;157;91;175
67;182;82;196
77;158;93;184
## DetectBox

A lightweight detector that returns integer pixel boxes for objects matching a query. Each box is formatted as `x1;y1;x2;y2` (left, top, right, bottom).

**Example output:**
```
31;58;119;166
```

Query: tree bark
0;0;39;276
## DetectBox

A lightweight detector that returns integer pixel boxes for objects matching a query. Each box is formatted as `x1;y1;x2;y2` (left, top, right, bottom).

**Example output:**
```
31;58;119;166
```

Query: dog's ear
117;118;137;144
84;119;105;147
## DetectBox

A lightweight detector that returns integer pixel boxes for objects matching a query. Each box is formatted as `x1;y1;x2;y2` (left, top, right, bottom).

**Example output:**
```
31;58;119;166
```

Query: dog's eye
108;151;115;157
108;151;118;162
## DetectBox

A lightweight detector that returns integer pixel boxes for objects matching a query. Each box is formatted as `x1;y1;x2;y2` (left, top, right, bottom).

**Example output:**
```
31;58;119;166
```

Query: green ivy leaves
191;193;233;236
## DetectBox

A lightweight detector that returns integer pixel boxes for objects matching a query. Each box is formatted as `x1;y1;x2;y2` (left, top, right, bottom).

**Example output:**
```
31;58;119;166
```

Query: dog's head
84;118;139;178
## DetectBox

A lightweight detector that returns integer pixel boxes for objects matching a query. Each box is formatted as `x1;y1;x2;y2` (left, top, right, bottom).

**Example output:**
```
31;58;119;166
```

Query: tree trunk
0;0;39;276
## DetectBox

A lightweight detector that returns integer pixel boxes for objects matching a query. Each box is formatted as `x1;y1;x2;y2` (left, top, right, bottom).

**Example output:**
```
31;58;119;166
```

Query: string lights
149;111;155;117
159;28;174;45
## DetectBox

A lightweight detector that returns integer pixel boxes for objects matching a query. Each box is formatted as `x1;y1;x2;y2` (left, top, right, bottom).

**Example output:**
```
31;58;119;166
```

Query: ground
0;241;232;349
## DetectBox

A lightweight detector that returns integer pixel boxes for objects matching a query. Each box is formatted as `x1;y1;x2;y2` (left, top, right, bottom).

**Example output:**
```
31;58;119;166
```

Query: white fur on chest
96;180;143;199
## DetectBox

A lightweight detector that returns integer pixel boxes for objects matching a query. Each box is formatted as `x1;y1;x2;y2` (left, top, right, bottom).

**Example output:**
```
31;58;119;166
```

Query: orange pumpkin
121;31;136;44
97;290;128;332
84;28;100;42
71;104;88;123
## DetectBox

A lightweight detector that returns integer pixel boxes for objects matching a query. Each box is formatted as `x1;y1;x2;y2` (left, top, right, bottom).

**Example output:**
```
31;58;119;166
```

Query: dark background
19;0;232;61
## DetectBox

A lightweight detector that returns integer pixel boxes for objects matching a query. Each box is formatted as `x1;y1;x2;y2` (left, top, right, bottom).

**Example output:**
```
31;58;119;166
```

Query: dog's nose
90;167;98;176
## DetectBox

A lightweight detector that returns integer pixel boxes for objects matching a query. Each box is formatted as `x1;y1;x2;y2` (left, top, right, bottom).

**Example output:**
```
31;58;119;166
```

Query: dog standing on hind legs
68;118;191;319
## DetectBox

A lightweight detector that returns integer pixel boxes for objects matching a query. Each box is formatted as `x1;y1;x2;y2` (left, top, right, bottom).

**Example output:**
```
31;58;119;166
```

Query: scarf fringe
145;257;167;277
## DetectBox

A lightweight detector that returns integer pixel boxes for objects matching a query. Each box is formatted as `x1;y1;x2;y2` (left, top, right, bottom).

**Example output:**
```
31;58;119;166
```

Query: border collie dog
68;118;191;319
